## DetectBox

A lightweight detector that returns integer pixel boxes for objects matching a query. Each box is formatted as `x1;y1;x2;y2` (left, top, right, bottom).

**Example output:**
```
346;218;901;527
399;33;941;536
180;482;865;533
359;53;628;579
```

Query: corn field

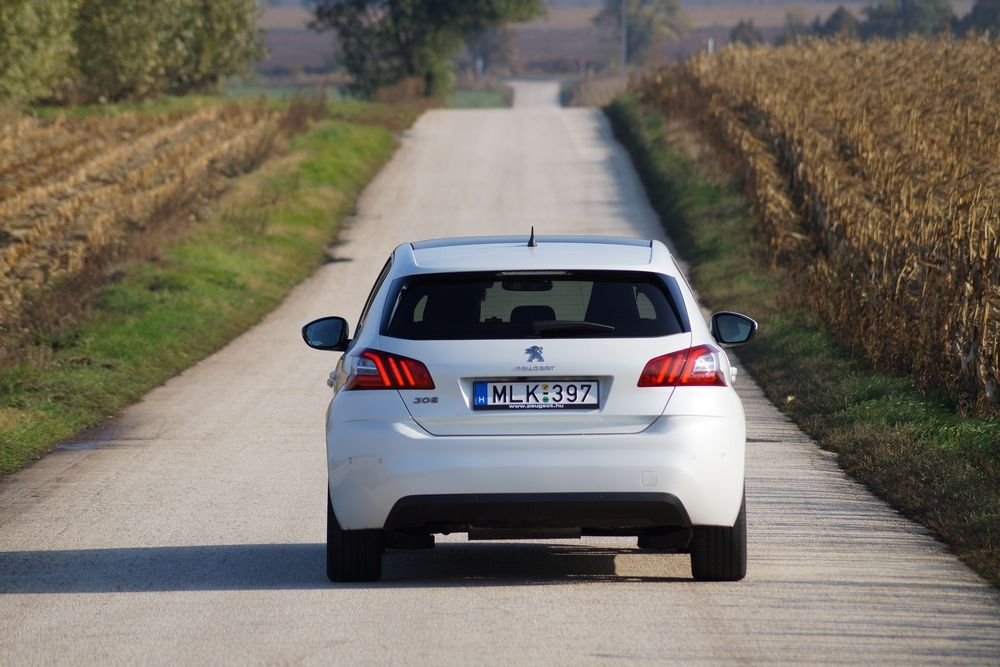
638;37;1000;416
0;103;282;341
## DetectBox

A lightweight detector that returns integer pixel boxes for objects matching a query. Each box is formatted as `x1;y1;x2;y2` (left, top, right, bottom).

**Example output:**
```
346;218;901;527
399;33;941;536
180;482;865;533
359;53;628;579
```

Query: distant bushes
0;0;262;107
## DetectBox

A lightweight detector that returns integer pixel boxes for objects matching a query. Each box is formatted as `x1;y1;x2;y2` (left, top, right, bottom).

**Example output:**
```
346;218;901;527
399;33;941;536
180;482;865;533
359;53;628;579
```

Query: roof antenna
527;226;537;248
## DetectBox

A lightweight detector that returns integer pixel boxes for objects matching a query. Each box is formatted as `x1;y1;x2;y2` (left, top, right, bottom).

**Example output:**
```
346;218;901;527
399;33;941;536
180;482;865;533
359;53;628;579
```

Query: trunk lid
382;334;691;436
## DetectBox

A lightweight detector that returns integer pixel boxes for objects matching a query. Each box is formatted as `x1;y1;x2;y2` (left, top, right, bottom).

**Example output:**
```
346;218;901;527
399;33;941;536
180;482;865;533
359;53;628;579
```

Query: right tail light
638;345;726;387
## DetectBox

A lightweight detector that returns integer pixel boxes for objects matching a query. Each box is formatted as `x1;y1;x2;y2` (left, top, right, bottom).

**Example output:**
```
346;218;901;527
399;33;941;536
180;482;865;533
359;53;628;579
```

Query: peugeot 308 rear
303;236;756;582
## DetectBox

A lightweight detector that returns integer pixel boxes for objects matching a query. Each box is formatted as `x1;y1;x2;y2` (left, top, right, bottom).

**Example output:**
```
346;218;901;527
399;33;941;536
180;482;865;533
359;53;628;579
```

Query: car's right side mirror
711;312;758;347
302;316;351;351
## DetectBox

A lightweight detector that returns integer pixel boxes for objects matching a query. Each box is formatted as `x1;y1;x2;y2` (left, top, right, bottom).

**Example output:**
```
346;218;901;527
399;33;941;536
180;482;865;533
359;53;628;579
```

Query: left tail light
346;349;435;390
638;345;726;387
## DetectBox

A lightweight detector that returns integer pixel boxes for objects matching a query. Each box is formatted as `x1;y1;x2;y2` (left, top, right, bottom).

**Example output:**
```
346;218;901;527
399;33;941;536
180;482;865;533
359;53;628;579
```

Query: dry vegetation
638;37;1000;416
0;102;305;358
564;75;630;107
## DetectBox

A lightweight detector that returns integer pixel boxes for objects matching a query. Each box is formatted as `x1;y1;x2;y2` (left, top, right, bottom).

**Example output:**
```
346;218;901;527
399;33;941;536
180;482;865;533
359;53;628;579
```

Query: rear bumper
384;492;691;534
326;402;745;531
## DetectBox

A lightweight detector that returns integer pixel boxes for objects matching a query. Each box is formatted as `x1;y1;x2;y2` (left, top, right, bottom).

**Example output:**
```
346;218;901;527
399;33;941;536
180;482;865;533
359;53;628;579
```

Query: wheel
327;491;385;582
690;491;746;581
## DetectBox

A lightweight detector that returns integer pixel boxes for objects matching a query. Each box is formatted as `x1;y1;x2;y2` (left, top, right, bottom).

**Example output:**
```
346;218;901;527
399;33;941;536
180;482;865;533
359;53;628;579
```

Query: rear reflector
638;345;726;387
347;349;435;390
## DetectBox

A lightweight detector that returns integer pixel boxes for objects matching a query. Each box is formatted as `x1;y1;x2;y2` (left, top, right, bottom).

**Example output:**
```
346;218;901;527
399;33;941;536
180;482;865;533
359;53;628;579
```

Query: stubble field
0;104;282;351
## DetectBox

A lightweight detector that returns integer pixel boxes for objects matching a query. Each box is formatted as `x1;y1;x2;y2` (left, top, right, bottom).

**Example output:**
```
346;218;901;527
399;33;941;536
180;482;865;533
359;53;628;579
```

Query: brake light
638;345;726;387
346;349;435;390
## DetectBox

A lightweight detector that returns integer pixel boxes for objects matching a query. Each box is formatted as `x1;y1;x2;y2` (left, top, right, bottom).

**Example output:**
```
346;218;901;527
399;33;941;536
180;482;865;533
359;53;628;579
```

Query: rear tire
327;492;384;582
690;491;746;581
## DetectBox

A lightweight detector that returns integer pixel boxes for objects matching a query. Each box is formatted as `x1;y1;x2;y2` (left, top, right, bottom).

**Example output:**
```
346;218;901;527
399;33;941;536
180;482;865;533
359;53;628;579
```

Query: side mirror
302;316;350;351
711;311;757;347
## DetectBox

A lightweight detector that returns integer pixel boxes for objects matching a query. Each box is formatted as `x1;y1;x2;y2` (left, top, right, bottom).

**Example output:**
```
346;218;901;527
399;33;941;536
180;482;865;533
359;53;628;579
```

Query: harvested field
0;103;284;352
260;28;335;75
258;6;311;29
637;37;1000;416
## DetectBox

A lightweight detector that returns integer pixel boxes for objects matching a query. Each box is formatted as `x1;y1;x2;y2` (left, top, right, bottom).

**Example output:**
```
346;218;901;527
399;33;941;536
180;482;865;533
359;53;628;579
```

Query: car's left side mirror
711;311;758;347
302;316;350;351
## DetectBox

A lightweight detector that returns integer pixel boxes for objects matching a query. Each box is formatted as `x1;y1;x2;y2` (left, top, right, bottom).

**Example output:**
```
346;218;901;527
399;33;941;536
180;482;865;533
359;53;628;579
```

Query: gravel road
1;81;998;665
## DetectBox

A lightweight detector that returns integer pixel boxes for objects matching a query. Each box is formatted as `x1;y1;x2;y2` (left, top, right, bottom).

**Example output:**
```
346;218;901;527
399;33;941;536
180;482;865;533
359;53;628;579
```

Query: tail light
346;349;435;390
638;345;726;387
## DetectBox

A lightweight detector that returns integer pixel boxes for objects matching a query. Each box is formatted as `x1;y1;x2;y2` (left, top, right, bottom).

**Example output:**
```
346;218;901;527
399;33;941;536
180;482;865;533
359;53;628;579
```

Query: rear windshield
383;271;688;340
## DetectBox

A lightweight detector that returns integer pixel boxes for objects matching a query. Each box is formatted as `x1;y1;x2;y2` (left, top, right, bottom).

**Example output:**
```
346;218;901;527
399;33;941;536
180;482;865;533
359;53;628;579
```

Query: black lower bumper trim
383;492;691;533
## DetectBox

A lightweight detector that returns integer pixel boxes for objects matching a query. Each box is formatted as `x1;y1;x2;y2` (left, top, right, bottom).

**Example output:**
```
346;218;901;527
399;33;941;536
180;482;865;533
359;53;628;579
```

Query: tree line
731;0;1000;45
0;0;261;107
311;0;999;100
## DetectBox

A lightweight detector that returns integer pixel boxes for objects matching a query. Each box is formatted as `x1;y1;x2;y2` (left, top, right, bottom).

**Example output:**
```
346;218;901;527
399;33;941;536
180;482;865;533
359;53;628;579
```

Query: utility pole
621;0;628;70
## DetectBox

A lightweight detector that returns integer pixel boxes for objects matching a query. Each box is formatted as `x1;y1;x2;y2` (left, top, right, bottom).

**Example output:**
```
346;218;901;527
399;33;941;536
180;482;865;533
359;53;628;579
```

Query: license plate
472;380;599;410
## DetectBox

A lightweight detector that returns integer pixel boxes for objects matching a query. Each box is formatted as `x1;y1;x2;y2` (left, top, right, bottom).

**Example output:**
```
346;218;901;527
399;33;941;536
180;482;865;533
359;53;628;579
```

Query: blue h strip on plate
473;382;488;406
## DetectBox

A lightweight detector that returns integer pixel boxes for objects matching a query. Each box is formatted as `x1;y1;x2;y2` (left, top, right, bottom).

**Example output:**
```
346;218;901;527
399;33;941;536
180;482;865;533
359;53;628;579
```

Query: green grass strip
0;117;397;475
605;93;1000;587
33;94;234;117
446;88;512;109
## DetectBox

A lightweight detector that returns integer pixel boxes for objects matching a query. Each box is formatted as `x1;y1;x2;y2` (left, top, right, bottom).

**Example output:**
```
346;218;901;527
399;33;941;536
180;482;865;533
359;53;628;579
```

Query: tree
466;26;518;75
74;0;175;101
729;19;764;45
167;0;264;93
0;0;79;106
310;0;543;97
958;0;1000;36
593;0;688;67
74;0;262;102
776;8;810;45
818;6;861;38
861;0;954;38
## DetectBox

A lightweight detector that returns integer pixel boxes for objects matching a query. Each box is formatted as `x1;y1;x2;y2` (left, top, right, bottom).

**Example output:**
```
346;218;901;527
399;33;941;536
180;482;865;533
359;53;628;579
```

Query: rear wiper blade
531;320;616;334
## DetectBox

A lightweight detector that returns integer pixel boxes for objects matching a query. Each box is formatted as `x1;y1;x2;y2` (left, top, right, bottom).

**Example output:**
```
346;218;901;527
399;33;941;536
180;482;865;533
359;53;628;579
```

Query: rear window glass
383;271;688;340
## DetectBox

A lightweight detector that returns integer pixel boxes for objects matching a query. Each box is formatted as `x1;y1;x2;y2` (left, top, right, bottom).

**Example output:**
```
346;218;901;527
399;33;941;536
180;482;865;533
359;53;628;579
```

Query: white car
303;235;756;582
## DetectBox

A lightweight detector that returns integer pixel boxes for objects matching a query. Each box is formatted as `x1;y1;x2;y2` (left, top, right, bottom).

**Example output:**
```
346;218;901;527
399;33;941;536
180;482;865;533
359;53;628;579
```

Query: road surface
1;81;998;664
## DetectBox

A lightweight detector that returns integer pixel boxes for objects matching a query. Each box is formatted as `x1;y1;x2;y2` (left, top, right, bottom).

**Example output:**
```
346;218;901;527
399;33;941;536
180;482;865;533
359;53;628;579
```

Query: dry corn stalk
639;37;1000;416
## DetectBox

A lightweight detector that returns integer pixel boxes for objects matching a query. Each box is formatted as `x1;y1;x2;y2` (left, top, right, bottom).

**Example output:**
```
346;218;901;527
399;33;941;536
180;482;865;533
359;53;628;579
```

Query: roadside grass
0;114;399;475
605;94;1000;587
325;99;429;132
447;88;512;109
32;94;230;118
32;87;337;118
224;82;345;101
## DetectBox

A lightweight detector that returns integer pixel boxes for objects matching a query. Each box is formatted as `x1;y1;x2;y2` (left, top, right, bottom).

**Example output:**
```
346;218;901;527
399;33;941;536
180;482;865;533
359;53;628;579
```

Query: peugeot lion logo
525;346;544;363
